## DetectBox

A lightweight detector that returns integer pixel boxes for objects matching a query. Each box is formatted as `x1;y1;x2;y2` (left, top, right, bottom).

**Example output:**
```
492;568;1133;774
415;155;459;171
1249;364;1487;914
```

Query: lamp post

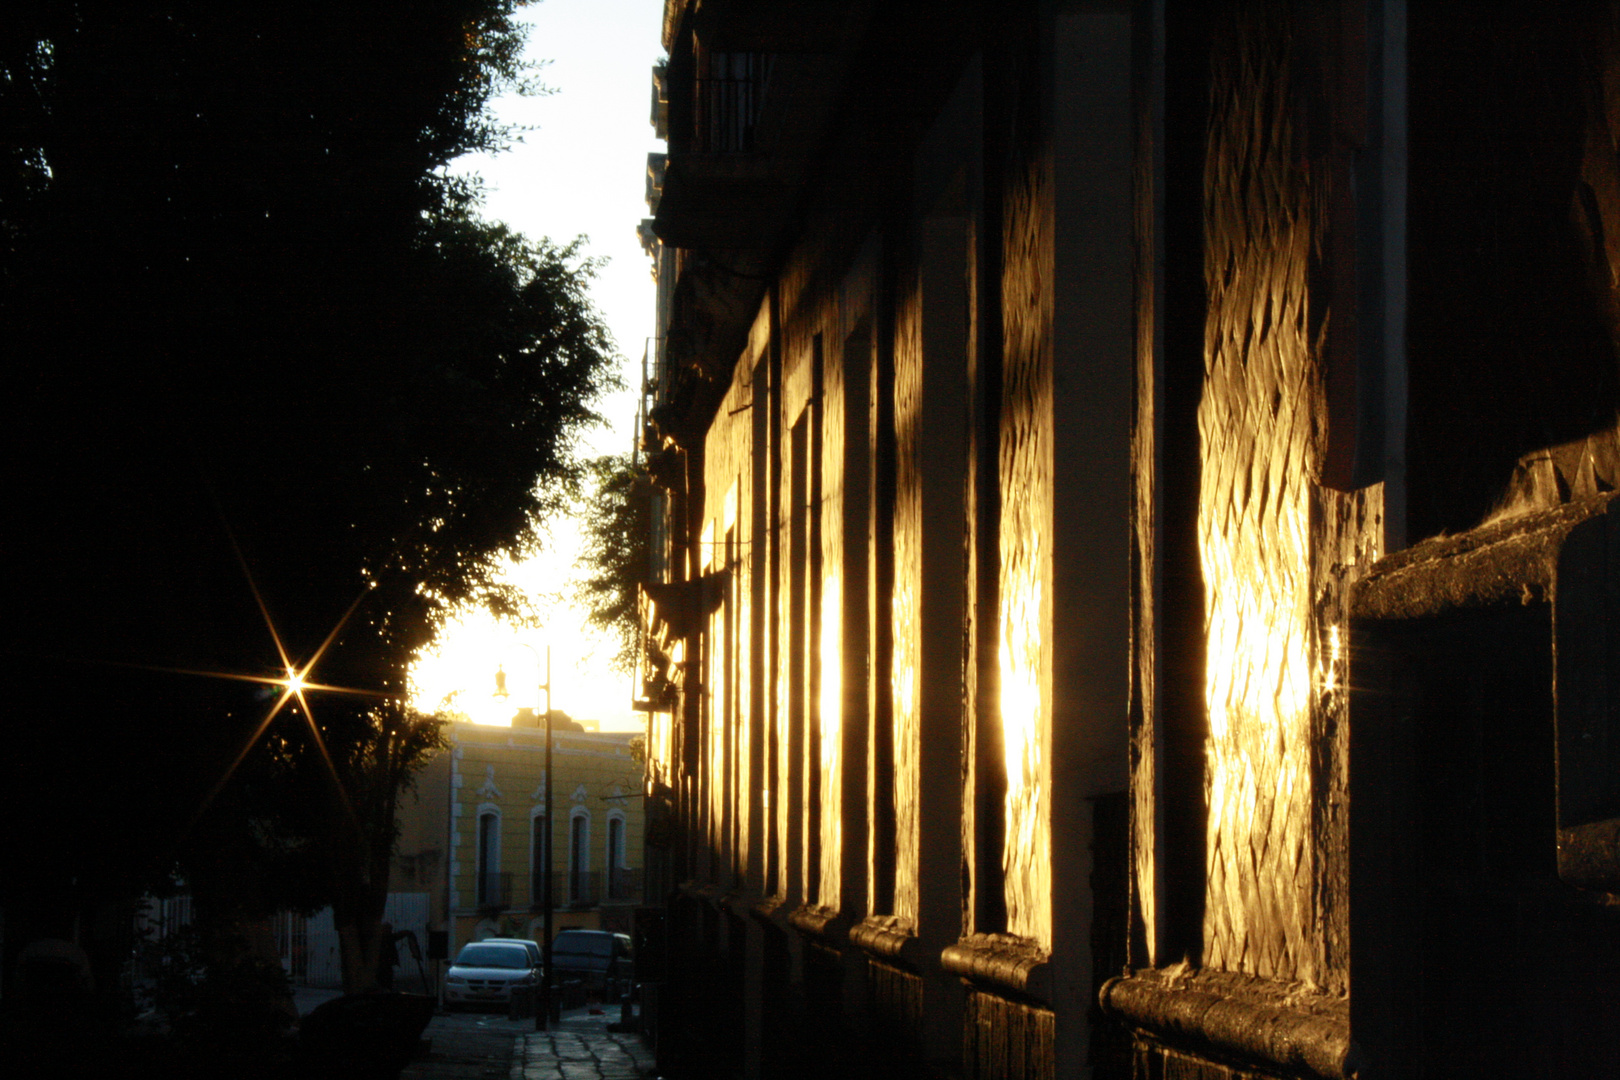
496;644;553;1031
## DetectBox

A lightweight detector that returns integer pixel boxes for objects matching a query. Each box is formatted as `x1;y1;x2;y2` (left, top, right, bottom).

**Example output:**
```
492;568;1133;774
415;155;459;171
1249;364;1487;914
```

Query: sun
408;597;642;731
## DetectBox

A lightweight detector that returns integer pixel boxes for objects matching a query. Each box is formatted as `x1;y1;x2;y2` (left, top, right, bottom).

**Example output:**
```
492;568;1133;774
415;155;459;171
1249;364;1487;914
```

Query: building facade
395;720;645;959
638;2;1620;1078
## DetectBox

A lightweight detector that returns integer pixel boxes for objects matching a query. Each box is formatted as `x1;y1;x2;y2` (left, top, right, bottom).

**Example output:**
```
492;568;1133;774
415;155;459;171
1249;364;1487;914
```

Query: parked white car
481;937;542;969
443;941;538;1009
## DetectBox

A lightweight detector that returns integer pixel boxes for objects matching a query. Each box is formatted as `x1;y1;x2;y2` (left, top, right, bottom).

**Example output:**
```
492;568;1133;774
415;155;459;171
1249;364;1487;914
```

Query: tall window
606;815;626;899
569;811;591;903
530;813;550;910
477;810;501;907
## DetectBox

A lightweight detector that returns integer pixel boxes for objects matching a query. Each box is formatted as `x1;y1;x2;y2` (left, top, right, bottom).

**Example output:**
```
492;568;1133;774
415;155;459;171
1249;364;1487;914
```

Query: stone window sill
939;933;1051;1001
848;915;925;967
1099;966;1356;1080
787;903;850;944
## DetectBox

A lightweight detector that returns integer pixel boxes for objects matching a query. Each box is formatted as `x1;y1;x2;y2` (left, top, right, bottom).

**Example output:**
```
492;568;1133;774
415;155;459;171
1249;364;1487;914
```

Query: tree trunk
335;913;381;994
327;696;424;993
333;823;394;993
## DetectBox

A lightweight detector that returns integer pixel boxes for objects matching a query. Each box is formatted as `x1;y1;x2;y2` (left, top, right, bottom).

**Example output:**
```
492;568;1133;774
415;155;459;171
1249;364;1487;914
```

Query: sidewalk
508;1018;654;1080
290;987;652;1080
393;1004;653;1080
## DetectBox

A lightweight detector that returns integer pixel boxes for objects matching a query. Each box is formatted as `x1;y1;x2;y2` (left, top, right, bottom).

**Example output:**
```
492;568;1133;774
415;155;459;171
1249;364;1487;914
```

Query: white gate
282;892;430;990
136;893;430;991
301;909;342;988
382;892;432;994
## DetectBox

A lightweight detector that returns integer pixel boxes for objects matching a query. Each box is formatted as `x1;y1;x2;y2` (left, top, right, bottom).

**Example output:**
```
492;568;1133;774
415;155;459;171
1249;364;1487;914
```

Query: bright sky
407;0;666;732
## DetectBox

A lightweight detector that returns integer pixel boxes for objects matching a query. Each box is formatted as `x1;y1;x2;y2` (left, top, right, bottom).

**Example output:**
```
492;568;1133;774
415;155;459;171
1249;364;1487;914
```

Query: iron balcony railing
693;76;763;154
567;869;597;907
691;52;772;156
476;871;512;909
527;869;643;909
529;869;590;908
607;868;641;902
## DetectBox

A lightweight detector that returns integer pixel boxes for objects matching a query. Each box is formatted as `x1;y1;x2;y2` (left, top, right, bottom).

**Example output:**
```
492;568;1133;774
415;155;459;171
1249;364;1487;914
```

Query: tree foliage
0;0;621;993
575;454;653;673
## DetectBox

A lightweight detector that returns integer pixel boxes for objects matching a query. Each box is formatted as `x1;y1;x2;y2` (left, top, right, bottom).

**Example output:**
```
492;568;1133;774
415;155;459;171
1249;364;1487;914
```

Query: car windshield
553;934;613;957
488;940;538;958
455;944;528;969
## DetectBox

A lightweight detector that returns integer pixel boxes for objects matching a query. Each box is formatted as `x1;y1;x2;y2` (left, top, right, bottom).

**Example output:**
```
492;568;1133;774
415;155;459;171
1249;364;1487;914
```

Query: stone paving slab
510;1023;655;1080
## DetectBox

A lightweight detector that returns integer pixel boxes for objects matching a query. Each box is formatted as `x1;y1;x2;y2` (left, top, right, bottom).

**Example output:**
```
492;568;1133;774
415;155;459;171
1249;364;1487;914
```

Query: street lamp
495;644;553;1031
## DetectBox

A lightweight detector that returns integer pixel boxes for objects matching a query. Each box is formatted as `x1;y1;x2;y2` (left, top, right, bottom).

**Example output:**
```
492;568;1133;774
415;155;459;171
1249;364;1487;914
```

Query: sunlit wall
1195;18;1379;990
1000;153;1054;947
890;273;924;927
816;325;853;910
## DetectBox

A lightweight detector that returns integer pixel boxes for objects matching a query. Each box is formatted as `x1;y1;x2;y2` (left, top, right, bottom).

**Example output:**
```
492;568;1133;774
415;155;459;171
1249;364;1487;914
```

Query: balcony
694;64;768;154
654;52;830;252
654;2;856;255
607;868;642;903
476;871;512;910
527;869;643;910
648;1;978;446
566;870;598;908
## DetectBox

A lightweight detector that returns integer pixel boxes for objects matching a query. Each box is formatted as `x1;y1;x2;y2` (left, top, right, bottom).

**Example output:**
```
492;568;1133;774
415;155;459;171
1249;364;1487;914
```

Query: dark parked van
550;930;632;998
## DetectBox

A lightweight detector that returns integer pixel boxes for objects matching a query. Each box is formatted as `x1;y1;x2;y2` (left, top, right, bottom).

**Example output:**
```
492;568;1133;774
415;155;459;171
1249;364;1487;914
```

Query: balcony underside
651;3;979;441
663;0;865;57
652;160;790;251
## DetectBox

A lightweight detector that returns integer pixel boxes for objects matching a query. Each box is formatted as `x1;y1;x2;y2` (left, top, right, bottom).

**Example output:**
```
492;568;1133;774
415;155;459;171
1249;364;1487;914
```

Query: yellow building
395;717;645;960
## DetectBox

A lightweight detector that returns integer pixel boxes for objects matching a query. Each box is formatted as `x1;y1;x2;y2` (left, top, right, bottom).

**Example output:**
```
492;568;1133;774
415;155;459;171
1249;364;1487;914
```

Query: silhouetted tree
0;0;621;997
575;454;653;673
